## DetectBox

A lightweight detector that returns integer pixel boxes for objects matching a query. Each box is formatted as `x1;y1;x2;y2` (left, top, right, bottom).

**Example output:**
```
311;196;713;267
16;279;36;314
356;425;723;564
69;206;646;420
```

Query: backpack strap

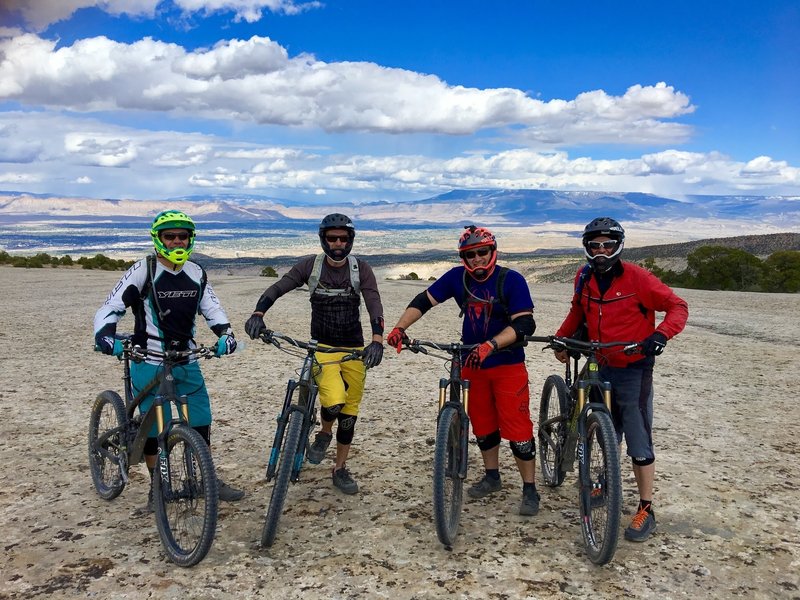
308;253;360;297
459;266;510;318
574;264;592;298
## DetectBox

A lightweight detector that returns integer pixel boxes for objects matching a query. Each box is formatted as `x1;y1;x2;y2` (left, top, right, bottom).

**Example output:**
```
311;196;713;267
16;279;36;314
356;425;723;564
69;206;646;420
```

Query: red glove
386;327;408;353
465;340;496;369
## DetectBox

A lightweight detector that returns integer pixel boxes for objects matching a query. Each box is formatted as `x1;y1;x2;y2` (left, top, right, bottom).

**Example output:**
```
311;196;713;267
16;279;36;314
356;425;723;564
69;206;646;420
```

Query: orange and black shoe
624;507;656;542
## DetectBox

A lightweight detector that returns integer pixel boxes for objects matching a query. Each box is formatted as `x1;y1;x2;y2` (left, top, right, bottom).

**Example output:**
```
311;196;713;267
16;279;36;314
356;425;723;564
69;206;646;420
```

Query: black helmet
582;217;625;273
318;213;355;261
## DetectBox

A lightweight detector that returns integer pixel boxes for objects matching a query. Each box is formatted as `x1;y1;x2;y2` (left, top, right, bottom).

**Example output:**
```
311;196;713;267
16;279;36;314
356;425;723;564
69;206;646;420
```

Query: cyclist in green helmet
94;210;245;510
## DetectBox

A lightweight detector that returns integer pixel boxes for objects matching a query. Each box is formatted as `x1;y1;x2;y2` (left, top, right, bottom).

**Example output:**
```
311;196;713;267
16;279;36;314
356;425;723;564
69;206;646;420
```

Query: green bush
260;265;279;277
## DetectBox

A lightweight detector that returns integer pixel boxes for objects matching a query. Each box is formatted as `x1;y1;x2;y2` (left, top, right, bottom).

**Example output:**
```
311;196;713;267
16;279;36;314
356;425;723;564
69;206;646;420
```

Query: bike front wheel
539;375;570;487
262;408;303;548
432;405;464;547
88;390;128;500
579;410;622;565
153;425;218;567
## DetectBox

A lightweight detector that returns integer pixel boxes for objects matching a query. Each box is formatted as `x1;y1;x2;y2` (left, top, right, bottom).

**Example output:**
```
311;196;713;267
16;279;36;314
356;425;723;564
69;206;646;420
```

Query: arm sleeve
199;279;232;334
357;260;384;324
93;259;147;338
254;256;313;312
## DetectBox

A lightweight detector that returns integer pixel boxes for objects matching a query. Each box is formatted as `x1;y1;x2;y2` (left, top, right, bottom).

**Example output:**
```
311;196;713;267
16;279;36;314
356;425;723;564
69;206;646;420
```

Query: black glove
641;332;668;356
95;334;123;356
362;341;384;369
245;314;267;340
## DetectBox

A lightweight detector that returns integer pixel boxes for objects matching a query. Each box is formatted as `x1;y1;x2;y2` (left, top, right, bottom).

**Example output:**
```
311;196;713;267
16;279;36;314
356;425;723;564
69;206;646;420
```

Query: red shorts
462;362;533;442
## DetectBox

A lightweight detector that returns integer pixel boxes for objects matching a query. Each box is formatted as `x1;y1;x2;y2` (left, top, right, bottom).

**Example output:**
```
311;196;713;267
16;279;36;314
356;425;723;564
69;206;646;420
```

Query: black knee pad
336;414;357;446
476;430;501;452
144;436;158;456
510;438;535;461
321;403;345;422
632;456;654;466
193;425;210;446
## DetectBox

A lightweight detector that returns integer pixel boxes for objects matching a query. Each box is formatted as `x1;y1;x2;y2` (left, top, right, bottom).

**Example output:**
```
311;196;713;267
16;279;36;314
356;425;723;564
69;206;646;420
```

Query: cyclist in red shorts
387;226;539;515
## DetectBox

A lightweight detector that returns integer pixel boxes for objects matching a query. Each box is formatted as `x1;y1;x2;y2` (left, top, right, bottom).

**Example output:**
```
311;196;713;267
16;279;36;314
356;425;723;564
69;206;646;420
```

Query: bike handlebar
525;335;641;356
403;339;480;356
258;330;365;360
122;338;217;362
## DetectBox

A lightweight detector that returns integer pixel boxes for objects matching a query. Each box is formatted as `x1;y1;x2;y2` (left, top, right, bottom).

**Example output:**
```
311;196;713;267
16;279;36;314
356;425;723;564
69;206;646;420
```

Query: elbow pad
407;291;433;315
511;314;535;342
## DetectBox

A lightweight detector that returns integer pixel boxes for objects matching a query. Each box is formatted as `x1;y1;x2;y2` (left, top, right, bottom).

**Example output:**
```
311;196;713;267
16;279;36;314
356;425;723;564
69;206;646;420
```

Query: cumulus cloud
1;0;319;30
0;34;695;144
64;132;138;166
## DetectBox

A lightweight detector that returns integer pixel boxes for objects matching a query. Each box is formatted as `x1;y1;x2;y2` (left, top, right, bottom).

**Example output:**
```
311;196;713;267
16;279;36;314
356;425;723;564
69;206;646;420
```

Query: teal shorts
130;360;212;437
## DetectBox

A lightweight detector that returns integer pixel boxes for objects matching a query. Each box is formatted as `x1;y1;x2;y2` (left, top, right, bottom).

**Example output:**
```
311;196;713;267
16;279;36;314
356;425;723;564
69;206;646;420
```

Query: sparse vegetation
0;251;133;271
260;265;279;277
642;246;800;293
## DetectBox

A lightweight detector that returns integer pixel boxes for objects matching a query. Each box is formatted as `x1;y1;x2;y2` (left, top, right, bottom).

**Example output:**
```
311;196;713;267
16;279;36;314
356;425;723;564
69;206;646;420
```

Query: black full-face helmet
582;216;625;273
318;213;356;261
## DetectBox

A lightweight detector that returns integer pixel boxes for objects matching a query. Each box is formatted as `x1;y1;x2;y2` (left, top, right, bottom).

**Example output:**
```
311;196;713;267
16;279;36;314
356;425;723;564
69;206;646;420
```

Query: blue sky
0;0;798;204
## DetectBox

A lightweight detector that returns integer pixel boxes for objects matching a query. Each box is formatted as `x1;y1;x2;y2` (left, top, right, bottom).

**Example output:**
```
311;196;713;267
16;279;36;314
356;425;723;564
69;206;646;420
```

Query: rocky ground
1;266;798;599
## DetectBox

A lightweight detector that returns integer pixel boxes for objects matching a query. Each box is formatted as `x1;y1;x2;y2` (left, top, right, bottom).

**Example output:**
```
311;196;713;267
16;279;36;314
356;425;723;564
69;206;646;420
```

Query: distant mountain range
2;188;799;227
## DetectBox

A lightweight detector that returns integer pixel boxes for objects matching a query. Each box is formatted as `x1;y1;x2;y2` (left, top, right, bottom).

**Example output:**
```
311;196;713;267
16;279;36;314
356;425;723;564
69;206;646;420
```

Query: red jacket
556;262;689;367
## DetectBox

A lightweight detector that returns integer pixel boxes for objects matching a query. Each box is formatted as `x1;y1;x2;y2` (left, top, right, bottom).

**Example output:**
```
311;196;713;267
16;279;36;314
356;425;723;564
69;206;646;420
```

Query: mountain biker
93;210;245;510
387;225;540;516
554;216;688;542
244;214;385;495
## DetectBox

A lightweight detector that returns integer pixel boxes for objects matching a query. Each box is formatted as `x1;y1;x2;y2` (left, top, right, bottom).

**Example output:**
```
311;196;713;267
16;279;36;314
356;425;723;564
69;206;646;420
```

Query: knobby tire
262;409;303;548
153;425;218;567
539;375;570;487
88;390;128;500
580;410;622;565
432;405;464;547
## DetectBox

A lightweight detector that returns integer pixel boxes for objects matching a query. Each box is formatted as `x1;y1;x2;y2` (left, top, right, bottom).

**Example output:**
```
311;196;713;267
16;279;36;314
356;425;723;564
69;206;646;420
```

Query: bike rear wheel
539;375;570;487
432;405;464;547
579;410;622;565
88;390;128;500
262;408;303;548
153;425;218;567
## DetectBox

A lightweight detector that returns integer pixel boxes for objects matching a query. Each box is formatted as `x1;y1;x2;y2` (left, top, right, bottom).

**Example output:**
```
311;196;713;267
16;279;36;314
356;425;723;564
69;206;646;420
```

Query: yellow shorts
313;347;366;416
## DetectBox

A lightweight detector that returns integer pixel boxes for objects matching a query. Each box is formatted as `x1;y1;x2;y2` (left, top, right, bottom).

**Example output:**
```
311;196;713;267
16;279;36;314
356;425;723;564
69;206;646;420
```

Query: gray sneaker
467;474;502;498
624;508;656;542
306;431;333;464
218;479;245;502
332;465;359;495
519;489;540;516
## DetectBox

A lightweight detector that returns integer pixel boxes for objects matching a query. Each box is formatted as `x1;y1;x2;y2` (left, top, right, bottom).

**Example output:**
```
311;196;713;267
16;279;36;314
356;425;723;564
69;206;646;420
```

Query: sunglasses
463;247;492;259
325;235;350;243
586;240;619;250
161;232;190;242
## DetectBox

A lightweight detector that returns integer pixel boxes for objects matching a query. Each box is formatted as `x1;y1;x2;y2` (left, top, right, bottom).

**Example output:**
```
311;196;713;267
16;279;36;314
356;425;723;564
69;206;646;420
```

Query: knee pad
336;414;357;446
510;438;535;461
632;456;654;466
321;403;345;422
193;425;210;446
144;436;158;456
476;430;501;452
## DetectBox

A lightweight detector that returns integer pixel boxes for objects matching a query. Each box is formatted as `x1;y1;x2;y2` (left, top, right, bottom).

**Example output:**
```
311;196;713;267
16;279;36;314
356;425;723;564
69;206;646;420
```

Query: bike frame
435;345;471;480
266;344;320;483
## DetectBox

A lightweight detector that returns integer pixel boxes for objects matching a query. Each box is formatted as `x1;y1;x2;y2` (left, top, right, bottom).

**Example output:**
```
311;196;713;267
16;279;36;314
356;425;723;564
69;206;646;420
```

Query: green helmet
150;210;196;266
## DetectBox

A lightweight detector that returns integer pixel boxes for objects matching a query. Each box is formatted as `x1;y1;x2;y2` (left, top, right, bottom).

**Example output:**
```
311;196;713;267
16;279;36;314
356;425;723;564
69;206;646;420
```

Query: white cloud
64;132;138;166
74;176;93;184
0;34;695;144
2;0;318;30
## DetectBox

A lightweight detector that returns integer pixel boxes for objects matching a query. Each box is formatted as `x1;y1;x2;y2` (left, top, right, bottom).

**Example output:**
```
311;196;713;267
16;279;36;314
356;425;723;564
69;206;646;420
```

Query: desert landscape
1;264;799;600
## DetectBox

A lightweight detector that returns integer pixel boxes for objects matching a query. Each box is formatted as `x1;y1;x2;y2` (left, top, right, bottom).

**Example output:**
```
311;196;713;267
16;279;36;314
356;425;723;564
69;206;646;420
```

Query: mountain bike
88;338;219;567
257;330;364;548
526;335;640;565
404;338;478;548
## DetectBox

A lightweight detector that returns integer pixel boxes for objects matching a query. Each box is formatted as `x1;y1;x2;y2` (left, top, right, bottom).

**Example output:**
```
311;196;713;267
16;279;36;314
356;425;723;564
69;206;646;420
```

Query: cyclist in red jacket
554;217;688;542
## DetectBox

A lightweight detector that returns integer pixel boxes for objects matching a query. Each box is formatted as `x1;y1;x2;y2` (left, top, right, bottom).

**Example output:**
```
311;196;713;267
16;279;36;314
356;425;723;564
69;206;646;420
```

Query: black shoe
306;431;333;464
467;474;502;498
332;465;359;495
145;486;154;513
218;479;245;502
519;489;540;516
